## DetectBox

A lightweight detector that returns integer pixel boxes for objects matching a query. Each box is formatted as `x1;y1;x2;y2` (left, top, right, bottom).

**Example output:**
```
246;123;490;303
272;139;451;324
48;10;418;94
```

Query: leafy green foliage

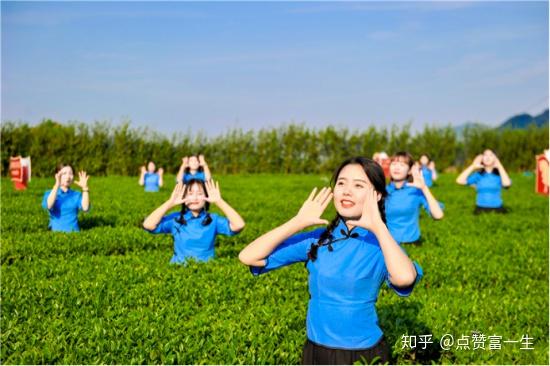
1;174;548;364
2;120;548;176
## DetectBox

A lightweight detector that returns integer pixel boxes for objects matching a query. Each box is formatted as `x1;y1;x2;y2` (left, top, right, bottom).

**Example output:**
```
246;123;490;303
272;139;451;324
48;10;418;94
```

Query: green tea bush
1;174;548;364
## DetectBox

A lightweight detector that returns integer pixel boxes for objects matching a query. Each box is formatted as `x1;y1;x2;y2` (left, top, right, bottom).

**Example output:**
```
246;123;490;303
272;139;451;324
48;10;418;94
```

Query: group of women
41;149;511;364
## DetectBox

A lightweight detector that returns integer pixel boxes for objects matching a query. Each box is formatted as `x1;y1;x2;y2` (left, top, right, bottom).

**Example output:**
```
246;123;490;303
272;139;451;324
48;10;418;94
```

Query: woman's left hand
409;164;426;190
346;186;384;232
75;171;89;190
204;179;221;203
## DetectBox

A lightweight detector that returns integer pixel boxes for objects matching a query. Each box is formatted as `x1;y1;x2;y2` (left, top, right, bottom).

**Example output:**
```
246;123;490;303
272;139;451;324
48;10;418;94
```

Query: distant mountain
498;109;549;130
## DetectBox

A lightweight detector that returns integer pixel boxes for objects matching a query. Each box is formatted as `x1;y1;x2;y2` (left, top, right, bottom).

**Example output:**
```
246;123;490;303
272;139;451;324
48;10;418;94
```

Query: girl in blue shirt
239;157;423;365
143;179;245;263
386;152;444;245
176;154;211;184
42;164;90;232
419;154;438;188
139;161;164;192
456;149;512;213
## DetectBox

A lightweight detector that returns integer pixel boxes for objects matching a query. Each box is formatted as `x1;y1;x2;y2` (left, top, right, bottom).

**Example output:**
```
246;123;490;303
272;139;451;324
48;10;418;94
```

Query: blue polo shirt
147;210;237;263
42;188;87;232
421;166;435;188
182;171;206;184
466;171;507;208
250;219;423;350
385;182;431;243
144;172;160;192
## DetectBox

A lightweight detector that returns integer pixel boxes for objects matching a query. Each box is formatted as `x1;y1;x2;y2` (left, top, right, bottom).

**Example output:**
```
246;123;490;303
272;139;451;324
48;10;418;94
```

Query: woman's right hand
54;171;62;186
140;166;146;174
169;182;188;206
471;155;484;169
182;156;189;166
294;187;332;228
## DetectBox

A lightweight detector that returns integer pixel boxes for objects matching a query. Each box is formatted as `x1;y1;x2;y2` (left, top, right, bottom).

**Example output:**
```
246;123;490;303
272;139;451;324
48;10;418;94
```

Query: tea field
1;173;548;364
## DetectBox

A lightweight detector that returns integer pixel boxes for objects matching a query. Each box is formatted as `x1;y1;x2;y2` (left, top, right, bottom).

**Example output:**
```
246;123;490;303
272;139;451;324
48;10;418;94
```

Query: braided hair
175;179;212;226
307;156;388;262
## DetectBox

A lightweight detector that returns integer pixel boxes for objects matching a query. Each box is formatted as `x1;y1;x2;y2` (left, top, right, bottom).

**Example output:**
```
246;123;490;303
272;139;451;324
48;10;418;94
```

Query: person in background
42;163;90;232
139;161;164;192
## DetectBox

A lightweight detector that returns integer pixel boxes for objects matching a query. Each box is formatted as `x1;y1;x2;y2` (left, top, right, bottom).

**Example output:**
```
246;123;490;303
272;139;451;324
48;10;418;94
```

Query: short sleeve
75;191;85;212
250;228;324;276
417;189;444;215
386;261;424;297
147;212;178;234
214;214;239;236
466;172;481;186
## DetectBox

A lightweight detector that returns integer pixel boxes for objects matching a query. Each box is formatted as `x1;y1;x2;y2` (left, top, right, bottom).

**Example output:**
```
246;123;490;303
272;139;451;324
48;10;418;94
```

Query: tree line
1;119;547;177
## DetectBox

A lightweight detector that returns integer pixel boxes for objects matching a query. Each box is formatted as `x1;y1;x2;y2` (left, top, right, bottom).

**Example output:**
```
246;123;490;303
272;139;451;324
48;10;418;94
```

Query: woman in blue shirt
385;152;444;245
176;154;211;184
143;179;245;263
42;164;90;232
456;149;512;213
139;161;164;192
419;154;438;188
239;157;423;365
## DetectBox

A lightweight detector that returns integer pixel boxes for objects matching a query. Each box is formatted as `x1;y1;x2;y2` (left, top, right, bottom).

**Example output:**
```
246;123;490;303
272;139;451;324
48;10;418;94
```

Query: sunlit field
1;173;548;364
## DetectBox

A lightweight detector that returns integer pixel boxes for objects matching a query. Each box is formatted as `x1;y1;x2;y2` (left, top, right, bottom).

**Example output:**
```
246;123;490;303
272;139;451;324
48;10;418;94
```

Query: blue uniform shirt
250;219;423;350
466;171;507;208
182;171;206;184
144;172;160;192
385;182;431;243
42;188;87;232
421;166;435;188
147;210;237;263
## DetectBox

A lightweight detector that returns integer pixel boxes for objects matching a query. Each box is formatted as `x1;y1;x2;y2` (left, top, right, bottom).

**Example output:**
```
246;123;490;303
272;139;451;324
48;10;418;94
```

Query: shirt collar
183;209;207;220
57;187;72;195
387;181;409;192
332;217;372;240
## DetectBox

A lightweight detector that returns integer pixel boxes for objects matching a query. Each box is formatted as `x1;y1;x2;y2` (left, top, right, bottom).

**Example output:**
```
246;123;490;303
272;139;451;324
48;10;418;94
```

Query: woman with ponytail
143;179;245;263
238;157;423;365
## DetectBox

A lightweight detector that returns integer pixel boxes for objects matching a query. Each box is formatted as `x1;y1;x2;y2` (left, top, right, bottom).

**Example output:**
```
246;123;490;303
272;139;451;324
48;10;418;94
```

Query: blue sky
2;1;548;136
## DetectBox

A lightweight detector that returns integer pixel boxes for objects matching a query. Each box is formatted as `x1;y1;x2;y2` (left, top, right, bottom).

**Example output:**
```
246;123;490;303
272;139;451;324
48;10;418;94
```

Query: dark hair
56;163;74;174
184;154;205;174
478;149;500;176
175;179;212;226
307;156;388;262
390;151;415;182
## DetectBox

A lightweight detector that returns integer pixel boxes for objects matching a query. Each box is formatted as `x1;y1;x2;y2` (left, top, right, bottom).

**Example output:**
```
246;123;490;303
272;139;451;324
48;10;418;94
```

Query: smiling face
147;161;156;173
188;156;200;170
58;166;74;188
419;155;429;166
389;156;412;181
333;164;373;220
184;181;207;211
482;149;496;167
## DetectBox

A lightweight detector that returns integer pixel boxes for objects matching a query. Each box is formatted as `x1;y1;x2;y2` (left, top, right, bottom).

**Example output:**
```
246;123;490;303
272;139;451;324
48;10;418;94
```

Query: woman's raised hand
471;155;484;169
169;183;187;206
74;171;89;190
204;179;221;203
198;154;206;165
409;164;426;189
294;187;333;227
182;156;189;166
158;168;164;175
346;186;383;232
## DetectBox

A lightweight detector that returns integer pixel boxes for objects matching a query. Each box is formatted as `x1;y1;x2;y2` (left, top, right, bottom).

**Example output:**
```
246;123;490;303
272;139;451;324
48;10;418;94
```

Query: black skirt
474;206;509;215
302;337;390;365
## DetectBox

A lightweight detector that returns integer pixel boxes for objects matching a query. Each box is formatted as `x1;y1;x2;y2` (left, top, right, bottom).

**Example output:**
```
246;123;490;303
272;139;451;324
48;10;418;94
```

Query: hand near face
169;183;187;206
428;161;436;170
198;154;206;165
74;171;89;190
158;168;164;175
472;155;484;169
346;186;383;231
409;164;426;190
140;166;147;174
54;171;62;186
295;187;333;227
204;179;222;203
182;156;189;166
